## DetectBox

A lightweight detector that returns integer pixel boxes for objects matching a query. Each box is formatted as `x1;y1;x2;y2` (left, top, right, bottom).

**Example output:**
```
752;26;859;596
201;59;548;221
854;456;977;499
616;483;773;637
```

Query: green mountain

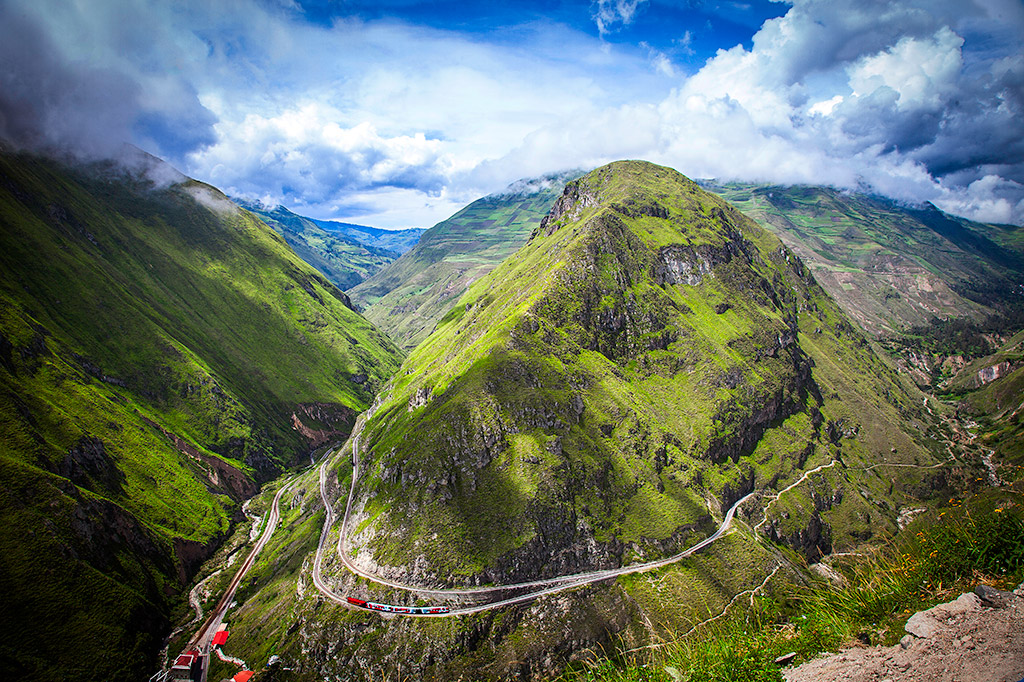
705;183;1024;337
353;160;938;582
0;148;402;681
213;161;949;681
945;330;1024;474
236;201;413;290
308;218;424;256
348;171;580;349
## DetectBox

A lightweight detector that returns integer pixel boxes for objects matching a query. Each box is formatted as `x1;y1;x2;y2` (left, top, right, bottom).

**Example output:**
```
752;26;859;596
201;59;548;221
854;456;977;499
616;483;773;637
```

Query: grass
0;149;404;681
239;200;407;290
706;182;1024;338
341;160;942;587
559;486;1024;682
349;170;579;349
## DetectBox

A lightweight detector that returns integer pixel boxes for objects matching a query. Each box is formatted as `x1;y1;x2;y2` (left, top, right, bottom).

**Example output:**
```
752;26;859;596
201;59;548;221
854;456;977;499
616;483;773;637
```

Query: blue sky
1;0;1023;227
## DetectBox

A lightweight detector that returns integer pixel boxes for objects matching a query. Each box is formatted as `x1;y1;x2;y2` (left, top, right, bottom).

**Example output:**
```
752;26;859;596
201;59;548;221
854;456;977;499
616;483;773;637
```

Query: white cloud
847;27;963;110
592;0;650;36
479;0;1024;225
809;95;844;116
3;0;1022;227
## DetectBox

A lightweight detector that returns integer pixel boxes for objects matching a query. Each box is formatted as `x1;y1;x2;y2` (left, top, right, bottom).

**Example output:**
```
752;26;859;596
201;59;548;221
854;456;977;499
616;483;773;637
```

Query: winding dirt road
311;424;762;617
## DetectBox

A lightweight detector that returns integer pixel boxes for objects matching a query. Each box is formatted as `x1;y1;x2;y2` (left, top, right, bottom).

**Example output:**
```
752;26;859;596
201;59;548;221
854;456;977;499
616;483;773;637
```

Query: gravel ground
784;584;1024;682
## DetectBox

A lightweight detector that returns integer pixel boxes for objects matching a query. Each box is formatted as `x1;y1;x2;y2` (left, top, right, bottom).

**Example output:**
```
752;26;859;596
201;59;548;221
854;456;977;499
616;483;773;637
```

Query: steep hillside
308;219;423;256
350;161;940;587
204;161;955;682
0;148;402;681
706;183;1024;337
348;171;579;349
236;201;405;290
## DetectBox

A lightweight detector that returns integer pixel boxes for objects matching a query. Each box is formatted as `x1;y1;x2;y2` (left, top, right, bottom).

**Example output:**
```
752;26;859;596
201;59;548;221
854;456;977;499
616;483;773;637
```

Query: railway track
311;417;766;617
187;479;293;649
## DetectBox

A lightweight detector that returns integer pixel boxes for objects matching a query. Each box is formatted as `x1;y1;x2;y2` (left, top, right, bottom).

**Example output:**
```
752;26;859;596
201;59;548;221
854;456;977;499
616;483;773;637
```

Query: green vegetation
0;149;403;681
239;200;422;290
558;487;1024;682
706;182;1024;338
350;161;941;588
939;330;1024;475
183;161;988;682
349;171;580;349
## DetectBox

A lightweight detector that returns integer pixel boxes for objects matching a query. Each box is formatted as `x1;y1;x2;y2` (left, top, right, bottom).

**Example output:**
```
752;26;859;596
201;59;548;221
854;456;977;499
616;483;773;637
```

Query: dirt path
314;418;765;616
784;585;1024;682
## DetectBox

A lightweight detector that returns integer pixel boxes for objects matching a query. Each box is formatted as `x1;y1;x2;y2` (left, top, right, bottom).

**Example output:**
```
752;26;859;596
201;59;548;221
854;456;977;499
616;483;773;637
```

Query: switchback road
311;419;765;617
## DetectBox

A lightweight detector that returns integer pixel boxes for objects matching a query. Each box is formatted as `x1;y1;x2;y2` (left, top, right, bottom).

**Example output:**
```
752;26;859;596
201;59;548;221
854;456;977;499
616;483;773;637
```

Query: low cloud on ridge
0;0;1021;227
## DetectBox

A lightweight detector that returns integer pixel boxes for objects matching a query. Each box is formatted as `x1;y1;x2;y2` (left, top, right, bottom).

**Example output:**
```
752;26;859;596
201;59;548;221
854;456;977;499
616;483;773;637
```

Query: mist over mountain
0;148;401;680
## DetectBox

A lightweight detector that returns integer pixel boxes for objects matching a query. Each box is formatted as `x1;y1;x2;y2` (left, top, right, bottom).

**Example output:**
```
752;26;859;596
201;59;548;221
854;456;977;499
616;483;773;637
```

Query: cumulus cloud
2;0;1022;227
193;104;450;214
483;0;1024;224
0;1;216;162
0;6;140;159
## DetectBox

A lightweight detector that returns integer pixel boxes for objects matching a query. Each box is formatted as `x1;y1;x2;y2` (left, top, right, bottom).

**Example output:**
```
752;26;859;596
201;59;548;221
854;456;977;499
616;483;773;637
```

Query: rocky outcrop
57;436;126;495
139;415;258;501
974;360;1016;387
785;585;1024;682
290;401;356;449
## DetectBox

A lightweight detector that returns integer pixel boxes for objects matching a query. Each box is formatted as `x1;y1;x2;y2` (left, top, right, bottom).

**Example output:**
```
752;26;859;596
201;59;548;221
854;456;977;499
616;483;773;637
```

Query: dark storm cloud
0;4;216;163
0;7;141;158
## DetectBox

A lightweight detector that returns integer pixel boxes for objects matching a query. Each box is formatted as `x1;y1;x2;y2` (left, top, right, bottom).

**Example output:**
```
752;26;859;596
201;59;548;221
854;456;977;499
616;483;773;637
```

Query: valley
5;4;1023;681
2;153;1020;682
169;161;1018;682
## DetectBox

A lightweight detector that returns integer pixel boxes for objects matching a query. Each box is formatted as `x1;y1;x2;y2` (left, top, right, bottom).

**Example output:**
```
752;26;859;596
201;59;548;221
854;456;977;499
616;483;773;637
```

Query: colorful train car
346;596;450;615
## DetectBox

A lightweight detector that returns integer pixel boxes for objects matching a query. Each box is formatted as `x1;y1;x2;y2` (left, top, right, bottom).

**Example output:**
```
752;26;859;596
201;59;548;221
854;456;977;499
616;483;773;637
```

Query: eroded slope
346;161;941;587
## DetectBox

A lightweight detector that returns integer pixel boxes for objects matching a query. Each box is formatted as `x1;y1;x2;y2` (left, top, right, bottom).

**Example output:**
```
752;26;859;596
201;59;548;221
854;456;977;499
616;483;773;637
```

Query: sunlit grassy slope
349;161;941;585
706;183;1024;336
0;148;402;681
238;200;422;290
348;172;580;349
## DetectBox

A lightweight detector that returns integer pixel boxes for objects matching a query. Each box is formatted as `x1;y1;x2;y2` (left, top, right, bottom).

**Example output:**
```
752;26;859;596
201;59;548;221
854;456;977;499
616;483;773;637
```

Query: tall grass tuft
559;489;1023;682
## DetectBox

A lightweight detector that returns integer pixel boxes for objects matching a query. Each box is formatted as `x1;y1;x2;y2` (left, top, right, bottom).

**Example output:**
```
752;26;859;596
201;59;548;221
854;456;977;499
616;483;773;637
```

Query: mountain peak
345;160;935;589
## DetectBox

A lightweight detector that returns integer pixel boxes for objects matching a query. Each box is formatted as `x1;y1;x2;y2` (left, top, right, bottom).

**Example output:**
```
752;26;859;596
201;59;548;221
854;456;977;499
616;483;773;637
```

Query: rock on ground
784;585;1024;682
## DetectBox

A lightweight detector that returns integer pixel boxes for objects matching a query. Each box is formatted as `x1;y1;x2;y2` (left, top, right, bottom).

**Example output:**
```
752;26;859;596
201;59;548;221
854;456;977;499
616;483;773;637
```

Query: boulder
904;592;981;639
975;584;1017;608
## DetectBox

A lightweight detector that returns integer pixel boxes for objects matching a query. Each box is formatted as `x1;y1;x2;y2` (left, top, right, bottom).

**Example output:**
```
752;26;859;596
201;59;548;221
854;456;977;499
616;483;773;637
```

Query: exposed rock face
785;588;1024;682
140;415;258;501
291;402;356;449
58;436;126;495
975;360;1015;387
347;161;930;593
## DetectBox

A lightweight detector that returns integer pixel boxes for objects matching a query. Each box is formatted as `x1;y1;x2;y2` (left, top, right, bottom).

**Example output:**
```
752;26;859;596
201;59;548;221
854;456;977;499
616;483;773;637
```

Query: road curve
188;479;293;649
312;422;763;617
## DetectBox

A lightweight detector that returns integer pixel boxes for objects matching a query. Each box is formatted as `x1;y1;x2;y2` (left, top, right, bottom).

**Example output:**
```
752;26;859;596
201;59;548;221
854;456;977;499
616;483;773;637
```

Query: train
346;596;450;615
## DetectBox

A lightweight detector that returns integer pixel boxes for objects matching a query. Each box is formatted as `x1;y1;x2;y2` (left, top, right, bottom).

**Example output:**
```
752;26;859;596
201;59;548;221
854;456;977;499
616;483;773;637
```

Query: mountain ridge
203;161;952;682
348;170;582;349
0;149;403;681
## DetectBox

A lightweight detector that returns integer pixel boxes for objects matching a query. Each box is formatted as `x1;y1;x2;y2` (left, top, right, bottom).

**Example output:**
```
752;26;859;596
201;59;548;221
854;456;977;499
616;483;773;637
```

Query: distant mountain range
704;182;1024;337
235;200;424;290
348;170;583;349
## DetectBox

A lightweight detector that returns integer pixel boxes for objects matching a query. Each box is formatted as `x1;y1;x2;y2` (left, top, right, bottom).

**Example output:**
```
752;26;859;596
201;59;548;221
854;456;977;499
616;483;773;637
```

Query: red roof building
170;650;202;681
233;671;254;682
212;630;230;647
